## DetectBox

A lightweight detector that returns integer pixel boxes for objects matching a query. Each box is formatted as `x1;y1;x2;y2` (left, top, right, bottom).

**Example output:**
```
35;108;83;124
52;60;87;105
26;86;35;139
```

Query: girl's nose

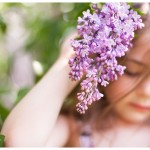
136;76;150;98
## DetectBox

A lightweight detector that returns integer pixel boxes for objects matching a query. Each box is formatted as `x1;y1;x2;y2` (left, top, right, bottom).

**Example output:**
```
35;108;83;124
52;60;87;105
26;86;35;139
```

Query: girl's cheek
104;76;134;103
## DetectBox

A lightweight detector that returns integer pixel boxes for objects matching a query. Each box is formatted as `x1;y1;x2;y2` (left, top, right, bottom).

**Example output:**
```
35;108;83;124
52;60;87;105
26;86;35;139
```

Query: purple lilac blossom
68;2;144;114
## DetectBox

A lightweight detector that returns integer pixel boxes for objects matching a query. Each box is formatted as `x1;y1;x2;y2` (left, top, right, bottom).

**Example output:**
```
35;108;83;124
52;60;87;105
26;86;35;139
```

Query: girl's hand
58;30;78;62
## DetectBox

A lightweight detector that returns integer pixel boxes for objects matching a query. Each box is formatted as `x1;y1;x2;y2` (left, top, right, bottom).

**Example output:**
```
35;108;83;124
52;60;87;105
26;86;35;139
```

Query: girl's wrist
47;56;79;100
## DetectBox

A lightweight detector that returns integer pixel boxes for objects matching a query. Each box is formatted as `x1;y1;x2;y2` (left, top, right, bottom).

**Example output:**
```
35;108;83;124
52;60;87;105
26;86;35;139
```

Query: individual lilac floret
68;2;144;114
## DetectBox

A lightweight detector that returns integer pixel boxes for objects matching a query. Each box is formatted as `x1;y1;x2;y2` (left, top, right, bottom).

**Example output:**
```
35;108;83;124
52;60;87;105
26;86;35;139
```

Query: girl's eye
124;60;146;77
124;70;142;77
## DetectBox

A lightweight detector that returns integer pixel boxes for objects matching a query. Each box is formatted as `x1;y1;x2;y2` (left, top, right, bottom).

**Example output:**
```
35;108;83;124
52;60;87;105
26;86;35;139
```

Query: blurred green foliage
0;3;90;126
0;15;6;34
25;3;90;75
15;87;31;105
0;134;5;147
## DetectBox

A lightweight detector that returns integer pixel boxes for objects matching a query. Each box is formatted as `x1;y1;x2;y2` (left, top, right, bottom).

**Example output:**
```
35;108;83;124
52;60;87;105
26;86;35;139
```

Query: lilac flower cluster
68;3;144;114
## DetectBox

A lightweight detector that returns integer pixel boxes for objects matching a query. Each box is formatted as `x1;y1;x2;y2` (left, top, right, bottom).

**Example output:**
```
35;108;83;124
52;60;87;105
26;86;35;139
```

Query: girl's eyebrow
126;58;147;67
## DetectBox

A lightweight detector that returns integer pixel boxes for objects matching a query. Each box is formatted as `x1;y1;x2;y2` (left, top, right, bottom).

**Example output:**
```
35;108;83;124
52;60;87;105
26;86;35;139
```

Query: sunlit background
0;2;90;127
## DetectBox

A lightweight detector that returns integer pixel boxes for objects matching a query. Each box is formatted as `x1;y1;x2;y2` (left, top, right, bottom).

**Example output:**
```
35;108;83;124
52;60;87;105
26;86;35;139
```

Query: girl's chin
117;113;149;125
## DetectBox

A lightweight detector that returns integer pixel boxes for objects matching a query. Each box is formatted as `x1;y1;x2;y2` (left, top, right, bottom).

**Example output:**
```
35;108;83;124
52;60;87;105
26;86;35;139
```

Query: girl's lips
129;102;150;112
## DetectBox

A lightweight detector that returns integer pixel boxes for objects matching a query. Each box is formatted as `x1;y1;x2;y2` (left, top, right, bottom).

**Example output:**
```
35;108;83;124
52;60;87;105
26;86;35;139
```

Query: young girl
1;2;150;147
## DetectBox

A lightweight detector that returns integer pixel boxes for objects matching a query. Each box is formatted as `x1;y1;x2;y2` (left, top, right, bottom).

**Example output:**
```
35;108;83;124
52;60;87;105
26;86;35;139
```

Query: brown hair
60;2;150;145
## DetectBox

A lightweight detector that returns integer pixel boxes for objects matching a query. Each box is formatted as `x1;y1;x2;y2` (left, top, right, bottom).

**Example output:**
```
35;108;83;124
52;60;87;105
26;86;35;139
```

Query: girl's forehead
128;30;150;63
136;29;150;46
127;41;150;67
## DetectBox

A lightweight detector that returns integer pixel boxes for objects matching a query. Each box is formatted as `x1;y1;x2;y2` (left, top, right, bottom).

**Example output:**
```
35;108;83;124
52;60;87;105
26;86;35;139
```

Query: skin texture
1;28;150;147
104;29;150;124
0;31;78;147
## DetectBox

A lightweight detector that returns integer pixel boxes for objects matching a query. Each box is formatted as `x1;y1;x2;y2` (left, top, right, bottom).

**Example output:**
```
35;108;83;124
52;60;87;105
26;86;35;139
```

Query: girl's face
104;29;150;124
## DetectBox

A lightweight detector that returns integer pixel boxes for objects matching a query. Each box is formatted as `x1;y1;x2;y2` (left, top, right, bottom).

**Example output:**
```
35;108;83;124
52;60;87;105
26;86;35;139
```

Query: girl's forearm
1;57;78;146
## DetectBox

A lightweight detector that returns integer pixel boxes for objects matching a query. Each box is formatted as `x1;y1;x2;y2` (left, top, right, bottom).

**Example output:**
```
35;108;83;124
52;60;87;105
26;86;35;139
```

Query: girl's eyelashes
124;69;142;77
124;60;145;77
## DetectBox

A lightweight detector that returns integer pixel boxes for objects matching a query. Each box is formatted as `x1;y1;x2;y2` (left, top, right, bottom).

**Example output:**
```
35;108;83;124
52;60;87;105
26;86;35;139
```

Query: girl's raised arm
1;32;78;147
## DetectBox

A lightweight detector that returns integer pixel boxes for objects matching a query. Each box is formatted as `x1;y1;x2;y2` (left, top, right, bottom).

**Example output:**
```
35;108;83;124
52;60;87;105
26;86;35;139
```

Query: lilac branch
68;2;144;114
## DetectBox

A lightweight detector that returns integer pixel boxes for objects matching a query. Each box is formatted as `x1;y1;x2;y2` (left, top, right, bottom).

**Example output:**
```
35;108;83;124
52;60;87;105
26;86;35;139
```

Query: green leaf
0;134;5;147
0;105;9;123
15;87;31;104
0;15;7;33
